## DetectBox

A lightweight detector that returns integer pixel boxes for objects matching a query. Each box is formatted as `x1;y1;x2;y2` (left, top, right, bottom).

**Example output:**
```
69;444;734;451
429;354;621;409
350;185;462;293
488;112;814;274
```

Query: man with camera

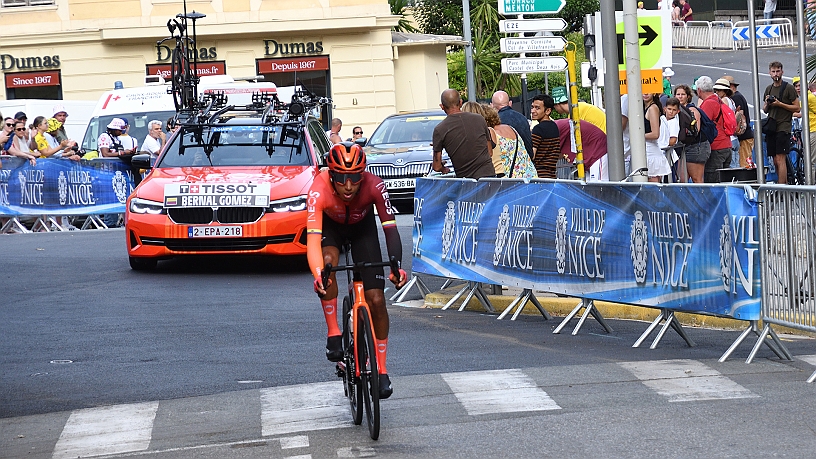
763;61;800;184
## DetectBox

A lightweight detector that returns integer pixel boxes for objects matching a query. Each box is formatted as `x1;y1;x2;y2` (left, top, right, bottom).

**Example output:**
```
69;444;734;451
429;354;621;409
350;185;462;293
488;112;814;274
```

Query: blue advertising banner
0;157;135;216
412;178;761;320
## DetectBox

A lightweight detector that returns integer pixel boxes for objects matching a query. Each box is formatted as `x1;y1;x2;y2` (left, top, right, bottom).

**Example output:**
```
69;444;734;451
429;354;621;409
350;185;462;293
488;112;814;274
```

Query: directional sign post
499;18;568;33
501;57;568;73
731;25;780;41
500;36;568;53
498;0;565;15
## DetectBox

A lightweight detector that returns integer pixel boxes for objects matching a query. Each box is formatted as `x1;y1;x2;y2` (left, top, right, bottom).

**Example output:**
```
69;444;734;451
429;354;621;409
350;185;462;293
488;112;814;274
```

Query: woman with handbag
461;102;537;179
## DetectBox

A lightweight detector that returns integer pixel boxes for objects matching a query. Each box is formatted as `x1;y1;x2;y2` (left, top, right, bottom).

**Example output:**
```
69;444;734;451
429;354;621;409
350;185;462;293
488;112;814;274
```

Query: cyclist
308;142;407;399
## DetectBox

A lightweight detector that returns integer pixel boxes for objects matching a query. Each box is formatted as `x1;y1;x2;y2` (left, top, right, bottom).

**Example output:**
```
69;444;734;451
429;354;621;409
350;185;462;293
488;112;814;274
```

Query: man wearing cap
52;105;70;143
662;68;674;97
551;86;606;134
118;118;138;154
713;78;740;168
723;75;755;168
99;118;127;158
491;90;532;155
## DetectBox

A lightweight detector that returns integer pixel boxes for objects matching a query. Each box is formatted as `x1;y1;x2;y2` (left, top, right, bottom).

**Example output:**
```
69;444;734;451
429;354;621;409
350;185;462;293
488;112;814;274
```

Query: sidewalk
414;283;814;336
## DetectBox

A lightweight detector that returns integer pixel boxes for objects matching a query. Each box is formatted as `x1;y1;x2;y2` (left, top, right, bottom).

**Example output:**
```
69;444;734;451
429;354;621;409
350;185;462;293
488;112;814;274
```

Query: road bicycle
156;8;205;112
321;246;399;440
786;128;807;185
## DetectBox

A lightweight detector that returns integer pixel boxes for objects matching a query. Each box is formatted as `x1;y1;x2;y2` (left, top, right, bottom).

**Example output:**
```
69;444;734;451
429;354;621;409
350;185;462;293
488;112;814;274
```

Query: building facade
0;0;455;133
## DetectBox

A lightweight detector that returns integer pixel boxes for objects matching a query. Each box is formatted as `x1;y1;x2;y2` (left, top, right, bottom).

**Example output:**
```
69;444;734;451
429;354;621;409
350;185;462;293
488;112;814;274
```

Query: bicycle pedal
335;362;346;378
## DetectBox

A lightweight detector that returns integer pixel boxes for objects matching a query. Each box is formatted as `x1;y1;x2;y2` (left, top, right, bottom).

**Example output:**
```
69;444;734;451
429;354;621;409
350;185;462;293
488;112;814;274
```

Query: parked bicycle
156;5;206;112
786;128;807;185
321;245;400;440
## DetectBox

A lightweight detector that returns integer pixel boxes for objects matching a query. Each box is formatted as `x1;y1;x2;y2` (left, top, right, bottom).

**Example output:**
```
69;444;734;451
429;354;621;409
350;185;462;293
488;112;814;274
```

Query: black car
363;110;449;206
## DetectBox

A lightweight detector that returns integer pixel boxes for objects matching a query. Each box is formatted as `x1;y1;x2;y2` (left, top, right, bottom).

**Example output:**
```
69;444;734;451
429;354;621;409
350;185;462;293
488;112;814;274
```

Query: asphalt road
2;216;816;458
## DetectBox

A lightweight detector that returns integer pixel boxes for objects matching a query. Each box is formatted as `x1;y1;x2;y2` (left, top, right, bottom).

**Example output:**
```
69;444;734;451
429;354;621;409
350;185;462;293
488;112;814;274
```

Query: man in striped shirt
530;94;562;179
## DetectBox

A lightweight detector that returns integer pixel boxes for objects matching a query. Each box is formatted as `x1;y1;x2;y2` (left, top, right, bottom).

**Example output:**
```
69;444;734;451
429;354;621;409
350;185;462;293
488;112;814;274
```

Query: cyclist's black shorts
321;210;385;290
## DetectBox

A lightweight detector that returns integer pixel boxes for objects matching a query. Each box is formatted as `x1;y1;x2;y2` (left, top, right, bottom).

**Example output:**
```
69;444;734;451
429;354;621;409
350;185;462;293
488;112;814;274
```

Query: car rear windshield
157;124;312;167
368;114;445;145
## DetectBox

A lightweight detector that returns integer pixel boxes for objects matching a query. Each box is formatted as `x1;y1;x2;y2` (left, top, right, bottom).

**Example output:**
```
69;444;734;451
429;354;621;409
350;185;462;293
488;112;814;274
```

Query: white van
80;75;281;153
0;99;96;141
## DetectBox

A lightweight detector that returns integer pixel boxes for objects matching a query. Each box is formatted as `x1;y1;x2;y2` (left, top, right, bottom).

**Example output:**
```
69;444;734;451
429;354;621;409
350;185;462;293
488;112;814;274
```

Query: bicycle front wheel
170;47;189;111
343;296;363;426
357;307;380;440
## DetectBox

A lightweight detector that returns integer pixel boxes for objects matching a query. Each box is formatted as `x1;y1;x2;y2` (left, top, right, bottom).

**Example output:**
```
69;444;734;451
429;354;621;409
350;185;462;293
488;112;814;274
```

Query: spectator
554;119;608;181
529;94;562;179
621;93;631;167
679;0;693;21
763;61;799;184
140;119;165;157
1;117;14;153
673;84;709;183
431;89;496;179
696;76;733;182
552;87;607;133
491;90;533;154
118;118;138;154
52;105;70;143
713;78;740;168
326;118;342;144
670;0;681;21
33;116;79;160
662;97;681;149
723;75;755;168
462;101;537;179
347;126;364;142
662;68;674;97
6;120;38;166
764;0;776;20
806;82;816;159
166;116;179;134
643;93;672;182
99;118;127;158
13;112;30;146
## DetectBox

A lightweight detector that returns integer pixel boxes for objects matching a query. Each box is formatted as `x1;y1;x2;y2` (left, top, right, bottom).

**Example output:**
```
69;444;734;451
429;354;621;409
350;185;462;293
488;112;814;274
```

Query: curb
424;287;815;337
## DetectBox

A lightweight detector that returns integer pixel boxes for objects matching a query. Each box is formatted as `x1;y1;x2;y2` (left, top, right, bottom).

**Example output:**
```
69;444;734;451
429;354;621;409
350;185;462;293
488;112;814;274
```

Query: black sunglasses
5;123;13;127
330;171;363;185
15;127;26;131
353;130;363;135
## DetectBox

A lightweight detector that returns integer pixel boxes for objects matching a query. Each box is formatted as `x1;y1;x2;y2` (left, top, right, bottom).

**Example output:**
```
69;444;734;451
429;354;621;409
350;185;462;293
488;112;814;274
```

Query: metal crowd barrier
672;19;795;50
757;185;816;382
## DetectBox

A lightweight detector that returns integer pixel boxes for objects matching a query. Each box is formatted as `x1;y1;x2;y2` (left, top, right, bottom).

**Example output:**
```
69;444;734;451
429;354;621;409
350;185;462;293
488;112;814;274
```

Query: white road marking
260;382;351;436
618;359;759;402
797;354;816;367
282;455;311;459
279;434;309;449
337;446;377;457
52;401;159;459
441;368;561;416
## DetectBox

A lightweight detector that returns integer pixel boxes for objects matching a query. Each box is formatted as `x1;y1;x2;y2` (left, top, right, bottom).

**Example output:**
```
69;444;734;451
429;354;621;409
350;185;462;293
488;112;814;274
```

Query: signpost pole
796;0;812;185
747;0;765;184
601;4;624;180
624;0;647;182
462;0;477;102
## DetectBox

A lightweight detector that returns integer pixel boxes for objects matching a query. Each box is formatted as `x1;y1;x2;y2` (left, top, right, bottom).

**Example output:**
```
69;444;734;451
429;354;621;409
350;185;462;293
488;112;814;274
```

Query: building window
2;0;55;7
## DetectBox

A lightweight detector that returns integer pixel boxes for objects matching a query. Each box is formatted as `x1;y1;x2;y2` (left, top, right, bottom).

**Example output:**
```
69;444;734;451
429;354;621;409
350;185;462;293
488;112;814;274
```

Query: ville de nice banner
411;178;761;321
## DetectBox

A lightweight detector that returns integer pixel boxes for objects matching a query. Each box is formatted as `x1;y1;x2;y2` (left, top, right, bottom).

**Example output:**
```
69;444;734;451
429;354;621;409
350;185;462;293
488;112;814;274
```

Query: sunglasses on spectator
330;171;363;185
353;130;363;135
15;127;26;131
5;123;13;127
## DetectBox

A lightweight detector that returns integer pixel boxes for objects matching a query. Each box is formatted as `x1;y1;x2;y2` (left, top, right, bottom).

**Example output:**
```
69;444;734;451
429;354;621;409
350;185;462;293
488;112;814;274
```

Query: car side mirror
354;137;367;146
131;153;152;170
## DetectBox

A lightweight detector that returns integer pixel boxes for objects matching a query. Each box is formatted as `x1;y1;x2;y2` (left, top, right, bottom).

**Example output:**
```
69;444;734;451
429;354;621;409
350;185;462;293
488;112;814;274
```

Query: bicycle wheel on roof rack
170;46;189;111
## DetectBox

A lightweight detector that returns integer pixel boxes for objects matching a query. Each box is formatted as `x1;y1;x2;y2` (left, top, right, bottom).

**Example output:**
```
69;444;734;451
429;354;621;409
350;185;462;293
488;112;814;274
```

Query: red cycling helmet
327;142;366;175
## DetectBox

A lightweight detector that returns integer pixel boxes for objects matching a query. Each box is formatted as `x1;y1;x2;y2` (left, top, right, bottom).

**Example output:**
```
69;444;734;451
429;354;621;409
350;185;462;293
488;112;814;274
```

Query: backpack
676;104;698;144
718;100;738;137
733;107;747;136
689;103;719;144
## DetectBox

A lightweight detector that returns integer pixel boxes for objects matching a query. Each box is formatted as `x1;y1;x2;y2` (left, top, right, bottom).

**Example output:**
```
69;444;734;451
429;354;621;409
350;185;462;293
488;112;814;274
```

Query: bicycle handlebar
321;257;400;290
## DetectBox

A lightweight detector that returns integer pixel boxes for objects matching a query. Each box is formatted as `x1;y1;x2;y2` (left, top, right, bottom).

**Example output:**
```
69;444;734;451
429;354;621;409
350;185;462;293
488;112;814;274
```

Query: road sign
501;57;568;73
500;36;567;53
618;69;663;95
499;18;568;33
731;25;780;41
593;10;672;72
498;0;566;15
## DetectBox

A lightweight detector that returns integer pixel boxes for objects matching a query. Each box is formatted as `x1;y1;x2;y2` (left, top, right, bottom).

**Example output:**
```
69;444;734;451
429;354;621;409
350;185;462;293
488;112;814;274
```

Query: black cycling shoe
378;373;393;399
326;335;343;362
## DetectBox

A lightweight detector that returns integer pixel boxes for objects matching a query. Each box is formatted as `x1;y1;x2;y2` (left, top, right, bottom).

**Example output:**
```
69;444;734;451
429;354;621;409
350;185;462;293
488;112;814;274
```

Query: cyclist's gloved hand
389;269;408;289
313;275;332;298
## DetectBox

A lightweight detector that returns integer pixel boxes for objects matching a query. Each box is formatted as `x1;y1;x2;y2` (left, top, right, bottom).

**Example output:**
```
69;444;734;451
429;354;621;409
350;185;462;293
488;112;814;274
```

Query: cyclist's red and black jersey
306;171;402;286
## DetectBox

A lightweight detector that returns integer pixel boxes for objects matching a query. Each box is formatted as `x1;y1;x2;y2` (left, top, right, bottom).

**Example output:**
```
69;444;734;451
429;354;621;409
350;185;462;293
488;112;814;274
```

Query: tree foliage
390;0;420;33
414;0;599;99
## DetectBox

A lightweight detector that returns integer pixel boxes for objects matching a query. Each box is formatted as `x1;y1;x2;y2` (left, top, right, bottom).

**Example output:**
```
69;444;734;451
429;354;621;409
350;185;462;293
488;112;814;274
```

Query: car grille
168;207;264;224
367;162;432;179
139;235;297;252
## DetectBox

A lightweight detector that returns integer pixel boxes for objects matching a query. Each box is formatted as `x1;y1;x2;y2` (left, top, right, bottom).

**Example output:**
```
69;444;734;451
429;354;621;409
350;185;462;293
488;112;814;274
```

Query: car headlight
268;195;307;212
129;197;165;215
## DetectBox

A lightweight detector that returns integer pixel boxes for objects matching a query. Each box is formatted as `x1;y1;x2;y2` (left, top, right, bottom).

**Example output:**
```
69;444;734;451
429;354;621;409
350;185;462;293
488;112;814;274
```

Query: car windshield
368;114;445;145
157;123;312;167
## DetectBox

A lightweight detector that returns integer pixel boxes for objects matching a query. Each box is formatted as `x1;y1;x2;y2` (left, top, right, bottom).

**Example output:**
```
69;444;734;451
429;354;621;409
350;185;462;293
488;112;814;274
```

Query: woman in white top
643;92;672;182
6;120;38;166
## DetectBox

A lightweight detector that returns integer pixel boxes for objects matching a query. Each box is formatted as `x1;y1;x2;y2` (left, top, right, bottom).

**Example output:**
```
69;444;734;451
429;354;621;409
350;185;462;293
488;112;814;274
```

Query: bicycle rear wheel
170;47;188;111
342;296;363;425
356;307;380;440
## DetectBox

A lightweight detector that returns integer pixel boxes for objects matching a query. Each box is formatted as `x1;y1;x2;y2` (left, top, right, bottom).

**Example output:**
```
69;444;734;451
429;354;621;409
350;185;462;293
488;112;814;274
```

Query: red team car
125;90;333;270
